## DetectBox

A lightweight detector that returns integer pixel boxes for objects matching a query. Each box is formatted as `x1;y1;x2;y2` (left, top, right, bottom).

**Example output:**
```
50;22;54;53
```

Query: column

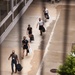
11;0;14;21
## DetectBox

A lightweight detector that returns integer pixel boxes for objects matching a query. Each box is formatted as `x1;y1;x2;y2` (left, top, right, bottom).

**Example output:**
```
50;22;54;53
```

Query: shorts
23;46;29;53
29;31;32;35
39;26;43;30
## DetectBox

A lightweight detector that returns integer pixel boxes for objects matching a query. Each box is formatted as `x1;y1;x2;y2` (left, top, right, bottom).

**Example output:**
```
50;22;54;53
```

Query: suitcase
16;63;23;71
46;15;49;19
30;34;34;41
42;26;45;32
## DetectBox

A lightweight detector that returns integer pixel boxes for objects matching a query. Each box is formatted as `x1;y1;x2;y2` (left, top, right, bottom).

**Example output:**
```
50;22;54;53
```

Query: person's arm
16;55;19;63
8;54;12;60
22;40;24;47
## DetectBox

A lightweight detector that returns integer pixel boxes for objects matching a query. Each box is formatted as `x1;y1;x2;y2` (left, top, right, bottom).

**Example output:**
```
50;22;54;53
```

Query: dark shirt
10;53;18;61
27;27;32;34
22;39;28;49
22;39;28;46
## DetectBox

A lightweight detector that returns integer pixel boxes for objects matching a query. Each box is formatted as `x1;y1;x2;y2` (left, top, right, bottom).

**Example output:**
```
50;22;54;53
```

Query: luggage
30;34;34;41
42;26;45;32
45;13;49;19
16;63;23;71
46;15;49;19
29;47;33;55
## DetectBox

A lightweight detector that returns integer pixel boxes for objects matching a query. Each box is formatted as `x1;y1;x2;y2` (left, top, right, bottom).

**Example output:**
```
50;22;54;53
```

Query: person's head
23;36;26;40
39;18;41;21
12;50;15;54
28;24;30;27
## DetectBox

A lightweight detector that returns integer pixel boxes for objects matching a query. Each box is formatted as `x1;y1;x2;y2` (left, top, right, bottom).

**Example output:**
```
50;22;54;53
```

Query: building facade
0;0;33;44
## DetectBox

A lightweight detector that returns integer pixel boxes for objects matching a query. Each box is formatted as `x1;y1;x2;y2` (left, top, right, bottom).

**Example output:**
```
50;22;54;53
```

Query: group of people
8;24;34;74
8;7;49;74
8;25;33;74
37;7;49;35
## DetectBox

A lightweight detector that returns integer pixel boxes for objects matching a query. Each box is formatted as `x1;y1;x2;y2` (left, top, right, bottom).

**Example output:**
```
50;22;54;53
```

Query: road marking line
36;12;60;75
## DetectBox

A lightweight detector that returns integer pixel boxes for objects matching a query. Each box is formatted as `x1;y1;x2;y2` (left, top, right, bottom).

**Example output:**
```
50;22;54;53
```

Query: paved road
0;0;75;75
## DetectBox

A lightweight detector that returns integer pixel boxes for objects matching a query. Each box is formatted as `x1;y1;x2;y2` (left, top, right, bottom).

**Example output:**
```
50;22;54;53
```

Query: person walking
8;50;19;74
37;18;44;36
27;24;33;42
22;36;30;58
43;7;49;20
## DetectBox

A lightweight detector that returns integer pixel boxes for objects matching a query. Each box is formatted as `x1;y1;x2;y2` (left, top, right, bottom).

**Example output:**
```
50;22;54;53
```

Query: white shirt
45;8;48;13
38;20;44;26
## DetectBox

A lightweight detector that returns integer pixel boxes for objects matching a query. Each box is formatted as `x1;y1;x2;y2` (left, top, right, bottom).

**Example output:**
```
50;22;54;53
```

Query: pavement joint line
36;11;60;75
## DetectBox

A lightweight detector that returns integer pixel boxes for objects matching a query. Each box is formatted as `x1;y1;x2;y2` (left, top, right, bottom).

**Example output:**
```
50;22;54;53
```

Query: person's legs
22;49;25;59
14;61;17;73
26;51;28;56
40;30;42;36
39;26;43;36
26;48;29;56
11;61;14;74
44;13;47;21
29;34;32;42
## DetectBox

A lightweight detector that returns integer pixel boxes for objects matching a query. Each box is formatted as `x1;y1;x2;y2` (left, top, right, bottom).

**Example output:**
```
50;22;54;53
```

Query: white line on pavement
36;12;60;75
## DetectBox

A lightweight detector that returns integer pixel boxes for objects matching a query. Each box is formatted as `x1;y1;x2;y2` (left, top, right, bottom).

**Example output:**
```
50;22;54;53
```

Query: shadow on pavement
62;0;71;63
